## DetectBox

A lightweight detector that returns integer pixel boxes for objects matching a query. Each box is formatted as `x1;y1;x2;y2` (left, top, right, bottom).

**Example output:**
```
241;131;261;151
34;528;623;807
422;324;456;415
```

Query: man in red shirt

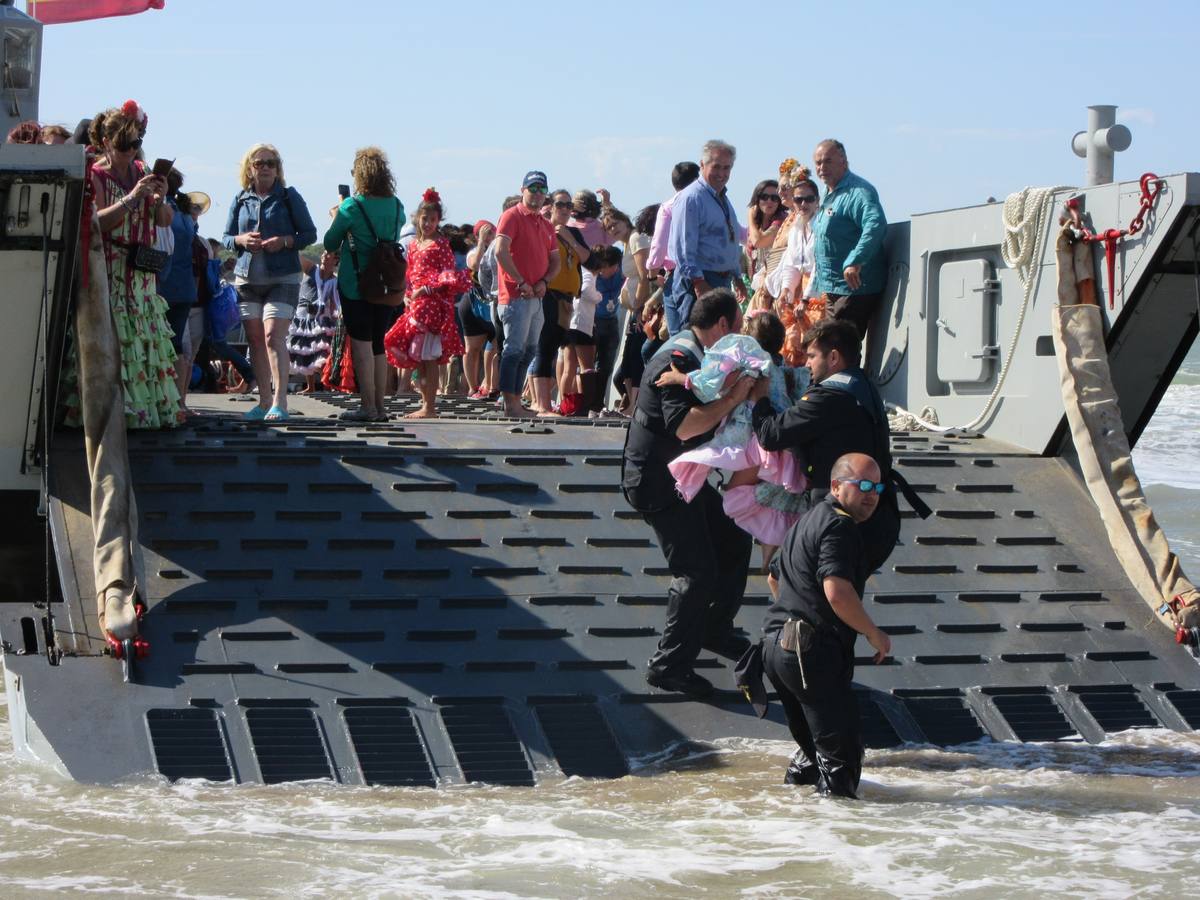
494;171;561;417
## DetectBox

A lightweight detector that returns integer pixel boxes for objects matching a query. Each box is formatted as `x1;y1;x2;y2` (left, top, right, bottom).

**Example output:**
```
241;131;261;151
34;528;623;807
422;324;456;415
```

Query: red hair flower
120;99;148;127
422;187;440;205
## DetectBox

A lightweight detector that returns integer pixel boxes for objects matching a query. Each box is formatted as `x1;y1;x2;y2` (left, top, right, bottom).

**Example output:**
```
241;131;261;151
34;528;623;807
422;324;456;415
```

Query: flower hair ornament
791;164;812;183
778;157;799;180
120;99;149;130
422;187;441;205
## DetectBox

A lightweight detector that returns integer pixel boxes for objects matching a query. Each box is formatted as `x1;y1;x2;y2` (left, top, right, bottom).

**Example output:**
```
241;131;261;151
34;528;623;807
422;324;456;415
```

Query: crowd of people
25;102;905;799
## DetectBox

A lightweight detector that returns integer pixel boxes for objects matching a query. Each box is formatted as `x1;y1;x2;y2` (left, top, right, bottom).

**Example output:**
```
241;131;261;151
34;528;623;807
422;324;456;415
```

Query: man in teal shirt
811;139;887;341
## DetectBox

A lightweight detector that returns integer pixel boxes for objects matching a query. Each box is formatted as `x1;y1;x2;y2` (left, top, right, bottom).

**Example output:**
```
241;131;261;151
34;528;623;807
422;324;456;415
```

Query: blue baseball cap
522;170;548;190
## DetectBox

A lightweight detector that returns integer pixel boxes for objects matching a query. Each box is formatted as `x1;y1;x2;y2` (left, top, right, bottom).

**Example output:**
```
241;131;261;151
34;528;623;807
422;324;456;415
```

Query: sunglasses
252;158;279;169
795;194;819;204
526;184;548;194
759;193;780;203
553;200;572;209
844;478;886;495
113;138;143;152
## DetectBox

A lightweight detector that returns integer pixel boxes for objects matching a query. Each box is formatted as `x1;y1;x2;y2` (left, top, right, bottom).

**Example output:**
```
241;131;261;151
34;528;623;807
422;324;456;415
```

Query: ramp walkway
5;391;1199;784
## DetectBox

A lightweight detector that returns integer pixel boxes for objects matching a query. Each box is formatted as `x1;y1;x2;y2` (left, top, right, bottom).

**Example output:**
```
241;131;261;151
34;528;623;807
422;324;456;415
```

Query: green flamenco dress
63;162;183;430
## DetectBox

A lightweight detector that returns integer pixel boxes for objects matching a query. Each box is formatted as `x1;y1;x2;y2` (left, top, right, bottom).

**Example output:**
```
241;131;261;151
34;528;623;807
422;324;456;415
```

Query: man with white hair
664;139;747;335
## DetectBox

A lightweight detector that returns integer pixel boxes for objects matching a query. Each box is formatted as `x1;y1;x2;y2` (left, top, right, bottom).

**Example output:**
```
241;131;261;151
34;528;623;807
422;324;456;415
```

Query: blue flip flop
243;406;268;421
264;406;289;422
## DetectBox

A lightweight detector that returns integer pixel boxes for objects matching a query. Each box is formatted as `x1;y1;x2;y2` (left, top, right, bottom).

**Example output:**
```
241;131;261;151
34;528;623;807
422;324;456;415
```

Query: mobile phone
152;157;174;179
338;184;350;200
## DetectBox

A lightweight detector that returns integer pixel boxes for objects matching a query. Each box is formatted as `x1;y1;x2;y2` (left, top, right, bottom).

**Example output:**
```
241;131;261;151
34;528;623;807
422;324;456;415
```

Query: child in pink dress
661;311;809;567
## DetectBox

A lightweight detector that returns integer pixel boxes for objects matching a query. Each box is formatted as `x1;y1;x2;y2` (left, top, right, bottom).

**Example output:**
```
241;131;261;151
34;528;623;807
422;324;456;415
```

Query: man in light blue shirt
665;140;748;334
811;139;887;340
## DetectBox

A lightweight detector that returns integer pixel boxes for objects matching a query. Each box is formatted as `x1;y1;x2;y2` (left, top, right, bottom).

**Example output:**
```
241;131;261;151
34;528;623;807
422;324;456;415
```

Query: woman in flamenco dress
63;99;183;429
383;188;470;418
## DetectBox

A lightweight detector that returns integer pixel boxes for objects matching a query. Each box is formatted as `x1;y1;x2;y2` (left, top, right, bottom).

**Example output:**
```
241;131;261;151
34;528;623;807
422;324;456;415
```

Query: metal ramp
3;394;1198;785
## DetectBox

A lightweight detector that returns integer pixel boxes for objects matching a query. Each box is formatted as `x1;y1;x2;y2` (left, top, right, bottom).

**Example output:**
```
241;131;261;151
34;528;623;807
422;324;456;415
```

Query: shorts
457;291;496;340
565;328;595;346
237;281;300;321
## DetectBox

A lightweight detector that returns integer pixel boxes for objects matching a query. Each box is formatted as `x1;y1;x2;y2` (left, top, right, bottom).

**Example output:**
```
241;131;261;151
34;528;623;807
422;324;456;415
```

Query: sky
24;0;1200;239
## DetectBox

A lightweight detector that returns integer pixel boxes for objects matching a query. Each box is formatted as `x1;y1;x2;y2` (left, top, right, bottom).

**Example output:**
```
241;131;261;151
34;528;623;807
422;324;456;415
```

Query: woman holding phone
223;143;317;422
62;100;183;430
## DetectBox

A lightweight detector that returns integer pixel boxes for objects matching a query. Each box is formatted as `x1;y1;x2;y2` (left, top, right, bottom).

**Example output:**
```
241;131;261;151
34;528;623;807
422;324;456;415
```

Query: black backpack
348;197;407;306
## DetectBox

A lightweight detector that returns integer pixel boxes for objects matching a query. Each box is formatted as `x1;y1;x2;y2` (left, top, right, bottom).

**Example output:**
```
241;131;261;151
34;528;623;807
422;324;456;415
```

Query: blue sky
29;0;1200;238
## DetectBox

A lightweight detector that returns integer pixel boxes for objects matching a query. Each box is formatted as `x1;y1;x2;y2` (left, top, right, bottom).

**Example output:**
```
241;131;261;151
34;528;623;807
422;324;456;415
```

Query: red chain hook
1064;173;1163;309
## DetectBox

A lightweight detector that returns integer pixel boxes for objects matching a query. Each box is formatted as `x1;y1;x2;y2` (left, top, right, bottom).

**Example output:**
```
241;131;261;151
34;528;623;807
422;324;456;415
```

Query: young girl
662;310;810;565
383;188;470;418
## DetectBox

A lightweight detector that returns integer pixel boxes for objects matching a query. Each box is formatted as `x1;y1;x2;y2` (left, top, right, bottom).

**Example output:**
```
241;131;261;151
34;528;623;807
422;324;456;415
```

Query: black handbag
131;243;169;275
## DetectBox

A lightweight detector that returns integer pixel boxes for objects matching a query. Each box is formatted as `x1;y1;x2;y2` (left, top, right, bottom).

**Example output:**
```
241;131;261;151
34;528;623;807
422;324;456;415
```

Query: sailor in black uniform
621;288;755;697
760;452;892;798
749;317;916;573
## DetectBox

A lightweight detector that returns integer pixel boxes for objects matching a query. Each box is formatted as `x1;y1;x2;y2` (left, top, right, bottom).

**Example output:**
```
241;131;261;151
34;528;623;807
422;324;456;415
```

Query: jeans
665;269;734;335
497;297;544;395
592;315;621;408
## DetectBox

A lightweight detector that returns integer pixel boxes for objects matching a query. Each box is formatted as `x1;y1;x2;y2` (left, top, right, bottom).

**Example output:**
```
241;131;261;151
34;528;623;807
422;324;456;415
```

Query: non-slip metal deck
4;393;1198;785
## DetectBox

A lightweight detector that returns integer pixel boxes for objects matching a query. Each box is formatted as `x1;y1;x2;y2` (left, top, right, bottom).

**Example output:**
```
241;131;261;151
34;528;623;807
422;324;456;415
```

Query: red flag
27;0;165;25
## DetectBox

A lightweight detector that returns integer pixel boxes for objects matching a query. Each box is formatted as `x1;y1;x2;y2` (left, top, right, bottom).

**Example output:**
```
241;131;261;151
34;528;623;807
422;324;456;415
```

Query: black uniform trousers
762;628;863;798
642;482;753;676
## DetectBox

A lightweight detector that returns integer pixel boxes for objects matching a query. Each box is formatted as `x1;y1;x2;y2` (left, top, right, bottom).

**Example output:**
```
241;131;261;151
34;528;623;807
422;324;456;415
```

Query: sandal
264;406;289;422
370;411;390;423
338;408;372;422
243;406;269;421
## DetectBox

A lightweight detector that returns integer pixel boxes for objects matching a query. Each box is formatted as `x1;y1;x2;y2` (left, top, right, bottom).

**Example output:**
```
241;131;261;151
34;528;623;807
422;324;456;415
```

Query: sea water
0;352;1196;899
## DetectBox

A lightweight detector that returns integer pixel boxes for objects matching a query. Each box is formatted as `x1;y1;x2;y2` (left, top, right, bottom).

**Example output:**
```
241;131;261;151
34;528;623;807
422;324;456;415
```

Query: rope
889;185;1071;434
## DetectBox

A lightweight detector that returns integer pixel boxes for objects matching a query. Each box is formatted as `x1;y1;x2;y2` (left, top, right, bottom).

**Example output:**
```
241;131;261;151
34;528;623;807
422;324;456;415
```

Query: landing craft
0;1;1197;784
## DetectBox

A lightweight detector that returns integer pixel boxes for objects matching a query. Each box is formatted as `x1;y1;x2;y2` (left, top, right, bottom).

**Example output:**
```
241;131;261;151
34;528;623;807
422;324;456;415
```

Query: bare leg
265;317;291;410
464;335;486;393
407;360;438;417
761;544;778;573
349;337;376;413
483;346;498;394
532;375;557;415
242;317;272;411
372;354;389;418
725;465;763;489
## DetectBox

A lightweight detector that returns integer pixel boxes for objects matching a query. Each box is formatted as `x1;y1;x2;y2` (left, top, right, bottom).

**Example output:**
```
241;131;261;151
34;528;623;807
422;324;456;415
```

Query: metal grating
897;690;985;745
988;690;1078;741
855;691;902;749
1164;690;1200;729
440;703;535;786
1071;686;1158;733
533;702;629;778
146;708;232;781
245;707;333;784
343;705;436;787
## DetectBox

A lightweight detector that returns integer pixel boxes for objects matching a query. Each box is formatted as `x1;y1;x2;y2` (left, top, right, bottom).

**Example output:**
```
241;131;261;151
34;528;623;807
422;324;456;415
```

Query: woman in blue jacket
223;143;317;421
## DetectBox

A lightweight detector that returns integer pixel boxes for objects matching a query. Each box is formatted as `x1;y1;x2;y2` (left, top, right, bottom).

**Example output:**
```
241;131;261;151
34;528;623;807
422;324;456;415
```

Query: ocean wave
1;711;1198;899
1134;383;1200;489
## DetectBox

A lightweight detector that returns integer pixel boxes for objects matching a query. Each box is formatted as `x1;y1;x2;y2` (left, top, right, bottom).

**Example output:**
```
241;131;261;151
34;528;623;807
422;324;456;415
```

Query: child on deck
659;310;810;567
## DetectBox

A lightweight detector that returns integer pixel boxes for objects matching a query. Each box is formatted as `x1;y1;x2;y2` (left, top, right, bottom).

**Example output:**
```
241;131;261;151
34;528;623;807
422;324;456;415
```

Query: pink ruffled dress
666;334;808;544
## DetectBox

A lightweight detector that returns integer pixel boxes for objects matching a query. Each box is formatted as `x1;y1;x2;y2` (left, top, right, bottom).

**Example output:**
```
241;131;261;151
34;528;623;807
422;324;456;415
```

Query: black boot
580;369;602;414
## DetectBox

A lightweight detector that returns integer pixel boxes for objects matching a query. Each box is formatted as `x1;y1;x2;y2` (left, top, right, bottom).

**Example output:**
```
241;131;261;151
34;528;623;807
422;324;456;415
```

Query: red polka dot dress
384;236;469;369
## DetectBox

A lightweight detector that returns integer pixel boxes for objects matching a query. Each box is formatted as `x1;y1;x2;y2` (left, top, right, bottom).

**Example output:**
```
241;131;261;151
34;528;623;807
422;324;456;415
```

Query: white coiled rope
887;185;1072;434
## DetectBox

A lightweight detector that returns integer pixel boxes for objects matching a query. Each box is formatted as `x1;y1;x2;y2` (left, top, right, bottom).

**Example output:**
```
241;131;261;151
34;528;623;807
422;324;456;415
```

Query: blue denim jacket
222;181;317;280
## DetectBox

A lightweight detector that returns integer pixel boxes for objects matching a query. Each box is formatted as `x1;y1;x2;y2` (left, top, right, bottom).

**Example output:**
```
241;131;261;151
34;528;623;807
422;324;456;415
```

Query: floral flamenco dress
63;162;183;429
383;236;469;369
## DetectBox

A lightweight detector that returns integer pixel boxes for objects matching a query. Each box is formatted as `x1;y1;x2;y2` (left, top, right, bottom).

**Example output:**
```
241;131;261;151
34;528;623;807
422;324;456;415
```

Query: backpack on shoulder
348;197;407;306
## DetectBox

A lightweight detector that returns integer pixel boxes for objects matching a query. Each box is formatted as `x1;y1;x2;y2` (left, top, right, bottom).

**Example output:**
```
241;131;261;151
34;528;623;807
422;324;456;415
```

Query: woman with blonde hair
767;165;826;364
222;143;317;421
322;145;405;421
